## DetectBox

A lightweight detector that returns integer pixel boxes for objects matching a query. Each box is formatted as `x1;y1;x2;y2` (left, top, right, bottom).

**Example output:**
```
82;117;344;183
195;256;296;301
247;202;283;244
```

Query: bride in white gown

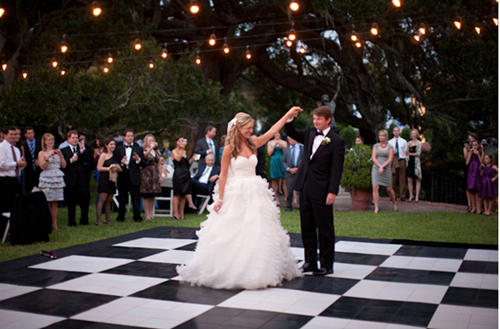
177;107;304;290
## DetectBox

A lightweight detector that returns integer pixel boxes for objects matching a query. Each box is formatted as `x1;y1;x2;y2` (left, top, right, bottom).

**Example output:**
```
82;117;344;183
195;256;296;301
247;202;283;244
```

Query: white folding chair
196;195;211;215
112;192;131;211
2;212;11;243
154;180;174;217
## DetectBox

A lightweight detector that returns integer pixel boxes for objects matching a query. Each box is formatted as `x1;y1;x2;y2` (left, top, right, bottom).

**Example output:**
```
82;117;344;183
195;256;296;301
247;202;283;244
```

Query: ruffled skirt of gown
177;174;302;290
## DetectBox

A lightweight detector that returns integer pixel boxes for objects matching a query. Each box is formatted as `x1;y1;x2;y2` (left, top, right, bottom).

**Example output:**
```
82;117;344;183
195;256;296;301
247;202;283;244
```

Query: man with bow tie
191;154;220;201
61;130;92;226
194;125;219;167
285;106;345;276
113;129;149;222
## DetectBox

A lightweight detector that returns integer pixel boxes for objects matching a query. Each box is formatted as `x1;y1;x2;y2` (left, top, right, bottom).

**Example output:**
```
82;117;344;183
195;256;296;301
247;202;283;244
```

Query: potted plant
340;144;373;211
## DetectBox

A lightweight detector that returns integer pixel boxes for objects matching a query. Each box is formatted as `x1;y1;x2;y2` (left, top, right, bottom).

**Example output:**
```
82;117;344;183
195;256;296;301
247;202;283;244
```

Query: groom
284;106;345;275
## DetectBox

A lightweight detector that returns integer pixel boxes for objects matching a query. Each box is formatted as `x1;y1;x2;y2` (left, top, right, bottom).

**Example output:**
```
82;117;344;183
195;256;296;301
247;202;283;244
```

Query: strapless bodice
230;154;257;177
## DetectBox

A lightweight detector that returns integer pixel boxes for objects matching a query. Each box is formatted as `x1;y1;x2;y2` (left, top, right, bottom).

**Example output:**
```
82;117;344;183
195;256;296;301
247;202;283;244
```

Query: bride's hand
213;200;223;213
287;106;303;119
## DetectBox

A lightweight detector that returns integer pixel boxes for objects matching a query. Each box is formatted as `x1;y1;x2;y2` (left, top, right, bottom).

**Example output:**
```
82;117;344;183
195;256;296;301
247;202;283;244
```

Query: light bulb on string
161;43;168;58
60;67;66;76
419;23;426;35
299;42;305;53
1;61;6;71
61;35;68;53
288;28;297;41
190;0;199;14
355;41;362;48
454;16;462;29
246;46;251;59
413;32;421;42
52;56;58;68
195;51;201;65
107;51;113;64
289;1;299;11
223;38;230;54
149;59;155;69
209;33;216;46
493;17;498;26
134;38;142;50
92;1;102;16
370;23;379;35
0;7;4;17
285;38;293;47
392;0;401;8
22;68;27;79
350;30;358;42
103;64;109;73
475;24;481;34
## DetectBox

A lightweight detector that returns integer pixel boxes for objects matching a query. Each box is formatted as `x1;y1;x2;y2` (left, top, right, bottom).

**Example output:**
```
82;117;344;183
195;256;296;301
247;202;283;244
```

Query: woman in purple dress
466;140;484;214
479;154;498;216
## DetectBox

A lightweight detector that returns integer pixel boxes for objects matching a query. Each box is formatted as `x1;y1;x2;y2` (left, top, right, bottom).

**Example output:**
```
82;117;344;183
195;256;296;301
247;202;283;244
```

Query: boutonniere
321;137;331;145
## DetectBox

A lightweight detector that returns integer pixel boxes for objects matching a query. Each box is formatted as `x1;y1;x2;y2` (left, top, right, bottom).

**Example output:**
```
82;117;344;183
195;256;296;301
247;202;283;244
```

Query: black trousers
65;183;90;225
191;179;210;196
117;175;142;221
299;184;335;270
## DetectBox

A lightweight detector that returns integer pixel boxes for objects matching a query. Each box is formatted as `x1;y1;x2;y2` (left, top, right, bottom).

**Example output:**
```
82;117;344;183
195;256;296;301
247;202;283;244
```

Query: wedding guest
172;136;197;219
406;129;422;202
282;136;303;211
14;128;25;190
38;133;66;230
96;138;118;225
466;139;484;214
93;137;105;184
389;126;408;201
61;130;92;226
160;157;173;181
479;154;498;216
463;132;481;212
268;132;287;205
355;135;364;145
372;129;397;213
140;134;162;220
191;154;220;198
194;125;219;166
23;126;42;193
219;134;227;164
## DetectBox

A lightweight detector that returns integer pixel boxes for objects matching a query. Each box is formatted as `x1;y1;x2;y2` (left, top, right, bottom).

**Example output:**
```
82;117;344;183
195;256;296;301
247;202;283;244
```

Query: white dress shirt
0;140;21;177
311;127;331;159
388;137;408;160
198;165;213;184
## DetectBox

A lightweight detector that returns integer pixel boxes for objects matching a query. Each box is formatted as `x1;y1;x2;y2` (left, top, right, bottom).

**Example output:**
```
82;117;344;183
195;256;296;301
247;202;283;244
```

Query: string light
419;23;426;35
246;45;251;59
1;60;7;71
370;23;379;35
454;16;462;29
52;56;58;68
60;67;66;76
107;51;113;63
195;51;201;64
190;0;199;14
209;33;216;46
0;7;4;17
22;68;27;79
475;24;481;34
223;38;230;54
103;64;109;73
355;41;362;48
61;35;68;53
392;0;401;8
288;28;297;41
134;38;142;50
285;38;293;47
149;59;155;69
289;1;299;11
299;44;305;53
162;43;168;58
92;1;102;16
413;31;421;41
350;29;358;42
493;17;498;26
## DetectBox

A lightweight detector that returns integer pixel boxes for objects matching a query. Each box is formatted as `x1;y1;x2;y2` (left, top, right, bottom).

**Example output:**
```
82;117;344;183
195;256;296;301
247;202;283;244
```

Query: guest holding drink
371;130;397;213
172;136;197;219
466;139;484;214
140;134;162;220
96;138;118;225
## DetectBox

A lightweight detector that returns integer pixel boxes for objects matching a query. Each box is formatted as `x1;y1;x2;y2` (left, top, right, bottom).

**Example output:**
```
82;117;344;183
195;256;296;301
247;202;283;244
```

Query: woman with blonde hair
406;129;422;202
140;134;162;220
38;133;66;230
177;107;303;290
371;129;397;213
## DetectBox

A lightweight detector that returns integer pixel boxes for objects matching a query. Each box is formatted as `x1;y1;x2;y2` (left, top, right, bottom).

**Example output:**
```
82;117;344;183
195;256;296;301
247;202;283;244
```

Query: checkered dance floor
0;227;497;329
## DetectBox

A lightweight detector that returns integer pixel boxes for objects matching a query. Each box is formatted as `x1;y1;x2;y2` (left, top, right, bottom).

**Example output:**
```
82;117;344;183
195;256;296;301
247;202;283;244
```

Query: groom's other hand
326;193;336;206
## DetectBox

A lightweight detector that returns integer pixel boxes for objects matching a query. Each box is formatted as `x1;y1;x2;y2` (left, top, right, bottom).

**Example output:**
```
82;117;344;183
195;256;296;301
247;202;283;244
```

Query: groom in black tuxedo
284;106;345;275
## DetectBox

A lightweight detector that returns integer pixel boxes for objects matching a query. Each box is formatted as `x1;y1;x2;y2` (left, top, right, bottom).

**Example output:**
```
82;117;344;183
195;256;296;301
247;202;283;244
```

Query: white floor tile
218;288;340;316
326;263;377;280
290;247;305;261
29;255;133;273
47;273;167;296
72;296;213;329
335;241;402;256
451;273;499;290
113;237;197;250
0;284;40;302
380;256;462;272
428;304;498;329
464;249;498;262
0;309;65;329
139;250;194;264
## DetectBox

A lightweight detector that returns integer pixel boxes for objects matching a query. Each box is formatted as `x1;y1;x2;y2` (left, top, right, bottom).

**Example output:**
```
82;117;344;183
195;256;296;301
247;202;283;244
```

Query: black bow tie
125;145;132;148
315;131;324;136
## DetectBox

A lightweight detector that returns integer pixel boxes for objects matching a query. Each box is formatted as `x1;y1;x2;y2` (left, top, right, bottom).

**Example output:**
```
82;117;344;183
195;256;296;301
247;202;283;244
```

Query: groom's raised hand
326;193;337;206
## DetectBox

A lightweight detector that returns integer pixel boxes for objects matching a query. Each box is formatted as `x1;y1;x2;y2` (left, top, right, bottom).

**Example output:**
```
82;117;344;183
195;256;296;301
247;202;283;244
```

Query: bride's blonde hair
228;112;257;159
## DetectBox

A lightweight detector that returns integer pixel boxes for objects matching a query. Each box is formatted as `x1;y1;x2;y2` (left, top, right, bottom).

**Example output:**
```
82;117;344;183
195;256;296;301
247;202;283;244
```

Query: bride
177;107;304;290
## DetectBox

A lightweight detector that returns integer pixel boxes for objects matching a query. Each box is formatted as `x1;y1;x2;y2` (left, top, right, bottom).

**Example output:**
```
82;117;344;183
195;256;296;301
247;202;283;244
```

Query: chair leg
2;220;10;244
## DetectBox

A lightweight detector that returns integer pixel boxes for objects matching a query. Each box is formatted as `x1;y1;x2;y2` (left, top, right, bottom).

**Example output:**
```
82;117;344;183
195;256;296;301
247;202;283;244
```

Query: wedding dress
177;154;302;290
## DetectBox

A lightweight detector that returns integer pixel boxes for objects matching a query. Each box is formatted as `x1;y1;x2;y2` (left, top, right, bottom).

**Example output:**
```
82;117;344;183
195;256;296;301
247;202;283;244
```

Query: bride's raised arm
252;106;303;148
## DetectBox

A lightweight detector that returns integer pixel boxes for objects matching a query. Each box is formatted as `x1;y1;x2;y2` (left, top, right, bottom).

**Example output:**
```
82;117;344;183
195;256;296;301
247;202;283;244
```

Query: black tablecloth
10;192;51;245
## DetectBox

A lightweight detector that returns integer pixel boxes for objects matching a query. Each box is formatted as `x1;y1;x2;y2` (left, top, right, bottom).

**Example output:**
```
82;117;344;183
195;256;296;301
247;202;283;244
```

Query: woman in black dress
96;138;118;225
172;136;197;219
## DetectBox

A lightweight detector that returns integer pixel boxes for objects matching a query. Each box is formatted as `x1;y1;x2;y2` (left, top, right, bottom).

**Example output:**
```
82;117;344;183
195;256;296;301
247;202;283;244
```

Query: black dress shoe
68;223;77;227
134;217;143;223
301;263;318;273
116;218;125;223
285;208;293;211
313;267;333;276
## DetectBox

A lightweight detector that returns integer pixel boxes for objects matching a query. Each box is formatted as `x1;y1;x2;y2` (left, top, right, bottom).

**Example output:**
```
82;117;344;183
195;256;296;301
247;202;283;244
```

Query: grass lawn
0;198;497;263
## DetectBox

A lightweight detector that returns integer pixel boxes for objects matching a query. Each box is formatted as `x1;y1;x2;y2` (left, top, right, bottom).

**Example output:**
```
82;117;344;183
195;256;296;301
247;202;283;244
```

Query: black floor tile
320;297;372;319
0;268;86;287
0;289;118;317
335;252;389;266
131;280;242;305
395;245;467;259
174;242;198;251
259;313;312;329
102;261;179;278
366;267;454;285
280;275;358;295
442;287;498;308
459;261;498;274
44;319;144;329
77;246;164;259
393;302;438;327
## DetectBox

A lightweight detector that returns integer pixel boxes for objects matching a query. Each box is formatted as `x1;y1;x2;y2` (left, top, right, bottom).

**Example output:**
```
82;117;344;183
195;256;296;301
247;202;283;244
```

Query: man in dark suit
23;126;42;193
194;125;219;167
284;106;345;276
114;129;149;222
191;154;220;199
282;136;303;211
61;130;92;226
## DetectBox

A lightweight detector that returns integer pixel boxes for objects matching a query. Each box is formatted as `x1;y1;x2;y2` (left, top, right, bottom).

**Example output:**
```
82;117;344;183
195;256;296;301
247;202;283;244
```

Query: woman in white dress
38;133;66;230
177;107;304;290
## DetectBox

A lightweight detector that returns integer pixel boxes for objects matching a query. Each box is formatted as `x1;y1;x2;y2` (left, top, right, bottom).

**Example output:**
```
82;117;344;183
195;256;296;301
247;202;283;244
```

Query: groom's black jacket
284;122;345;199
